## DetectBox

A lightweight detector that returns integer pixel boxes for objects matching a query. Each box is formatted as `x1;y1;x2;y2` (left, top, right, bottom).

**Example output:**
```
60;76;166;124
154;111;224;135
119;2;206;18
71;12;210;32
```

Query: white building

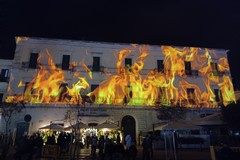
0;37;235;143
0;59;12;132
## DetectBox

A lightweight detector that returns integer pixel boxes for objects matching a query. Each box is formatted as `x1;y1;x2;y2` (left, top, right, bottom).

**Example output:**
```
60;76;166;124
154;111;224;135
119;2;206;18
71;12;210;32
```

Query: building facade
0;37;236;143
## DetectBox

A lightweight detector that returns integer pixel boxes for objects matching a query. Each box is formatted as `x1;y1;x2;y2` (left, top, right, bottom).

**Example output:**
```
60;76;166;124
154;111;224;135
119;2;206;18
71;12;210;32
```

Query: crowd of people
10;130;156;160
13;131;75;160
85;132;154;160
90;133;138;160
14;132;44;160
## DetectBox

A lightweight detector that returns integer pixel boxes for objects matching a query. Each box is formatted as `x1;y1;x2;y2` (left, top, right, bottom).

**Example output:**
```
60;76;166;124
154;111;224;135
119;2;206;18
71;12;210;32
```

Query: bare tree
1;101;25;135
64;105;82;160
0;101;25;158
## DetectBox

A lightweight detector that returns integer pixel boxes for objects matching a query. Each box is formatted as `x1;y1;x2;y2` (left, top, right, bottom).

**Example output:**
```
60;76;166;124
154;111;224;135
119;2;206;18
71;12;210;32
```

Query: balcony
22;61;41;69
55;64;62;68
191;70;199;77
185;70;199;77
212;71;225;77
87;65;105;72
22;61;29;68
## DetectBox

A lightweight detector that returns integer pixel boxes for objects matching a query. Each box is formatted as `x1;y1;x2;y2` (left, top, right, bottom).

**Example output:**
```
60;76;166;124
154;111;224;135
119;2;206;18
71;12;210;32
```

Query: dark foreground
4;145;211;160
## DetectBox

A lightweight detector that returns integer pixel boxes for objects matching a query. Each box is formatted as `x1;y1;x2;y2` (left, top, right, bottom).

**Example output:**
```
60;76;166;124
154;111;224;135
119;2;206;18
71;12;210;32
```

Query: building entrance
15;122;29;144
121;115;136;144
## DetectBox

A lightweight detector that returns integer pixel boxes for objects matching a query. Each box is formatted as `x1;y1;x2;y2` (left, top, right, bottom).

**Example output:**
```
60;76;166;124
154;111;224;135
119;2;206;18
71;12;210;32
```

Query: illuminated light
102;128;109;133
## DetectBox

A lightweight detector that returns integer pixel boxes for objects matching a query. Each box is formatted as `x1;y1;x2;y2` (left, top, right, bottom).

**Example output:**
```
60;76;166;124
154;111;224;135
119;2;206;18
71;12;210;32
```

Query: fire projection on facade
5;37;236;108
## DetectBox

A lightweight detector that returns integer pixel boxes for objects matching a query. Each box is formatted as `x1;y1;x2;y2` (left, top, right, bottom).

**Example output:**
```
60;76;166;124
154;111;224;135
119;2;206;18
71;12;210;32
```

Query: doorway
121;115;136;144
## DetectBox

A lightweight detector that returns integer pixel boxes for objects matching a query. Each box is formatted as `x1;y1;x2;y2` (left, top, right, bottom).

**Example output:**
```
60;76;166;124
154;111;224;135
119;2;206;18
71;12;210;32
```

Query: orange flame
15;37;29;44
81;62;92;79
5;45;235;107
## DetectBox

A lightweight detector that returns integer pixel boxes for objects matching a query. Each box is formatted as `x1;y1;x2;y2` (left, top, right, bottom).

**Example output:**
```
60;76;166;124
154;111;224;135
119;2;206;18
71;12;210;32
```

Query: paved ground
4;145;211;160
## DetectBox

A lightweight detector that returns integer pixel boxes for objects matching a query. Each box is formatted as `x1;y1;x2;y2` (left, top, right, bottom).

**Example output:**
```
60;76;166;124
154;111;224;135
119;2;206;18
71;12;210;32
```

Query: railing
185;70;199;77
20;62;228;79
212;71;225;77
87;65;105;72
41;144;61;159
191;70;199;77
210;145;240;160
21;61;29;68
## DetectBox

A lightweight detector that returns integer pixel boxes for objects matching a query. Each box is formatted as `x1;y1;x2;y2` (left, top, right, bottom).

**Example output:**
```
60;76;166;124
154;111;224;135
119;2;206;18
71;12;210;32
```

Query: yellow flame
15;37;29;44
5;45;235;107
219;76;236;106
81;62;92;79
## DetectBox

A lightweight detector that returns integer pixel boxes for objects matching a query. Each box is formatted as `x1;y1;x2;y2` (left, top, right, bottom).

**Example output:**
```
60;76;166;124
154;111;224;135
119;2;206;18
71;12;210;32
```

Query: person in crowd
149;134;153;159
91;134;98;156
128;141;138;160
218;143;236;160
57;132;67;152
66;132;71;151
46;132;56;145
27;135;35;160
34;133;43;158
98;135;105;155
142;134;152;160
125;134;132;150
112;142;125;159
14;134;28;160
125;134;132;159
116;132;121;144
105;135;113;160
86;134;91;149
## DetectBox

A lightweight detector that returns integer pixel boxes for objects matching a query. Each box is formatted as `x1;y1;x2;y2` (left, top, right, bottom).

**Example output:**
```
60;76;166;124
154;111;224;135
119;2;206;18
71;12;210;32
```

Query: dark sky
1;0;240;89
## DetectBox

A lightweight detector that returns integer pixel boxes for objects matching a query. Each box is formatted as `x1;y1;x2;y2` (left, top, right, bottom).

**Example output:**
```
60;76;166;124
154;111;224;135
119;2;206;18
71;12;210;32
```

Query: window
184;61;192;75
59;83;68;101
187;88;195;100
29;53;38;69
24;82;30;93
157;60;164;72
62;55;70;70
24;82;35;94
91;84;99;92
211;62;219;76
214;89;222;102
125;58;132;66
0;69;9;82
0;93;3;103
158;87;167;104
125;58;132;72
92;56;100;72
211;62;218;71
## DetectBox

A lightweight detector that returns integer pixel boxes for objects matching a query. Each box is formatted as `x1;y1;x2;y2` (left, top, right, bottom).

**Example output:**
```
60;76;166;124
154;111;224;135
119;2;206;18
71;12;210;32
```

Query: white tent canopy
64;122;88;130
39;123;64;131
155;121;203;131
96;121;119;129
191;112;225;126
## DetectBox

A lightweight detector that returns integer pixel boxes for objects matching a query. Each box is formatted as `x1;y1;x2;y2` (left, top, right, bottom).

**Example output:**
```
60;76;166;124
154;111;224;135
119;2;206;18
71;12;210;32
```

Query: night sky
1;1;240;89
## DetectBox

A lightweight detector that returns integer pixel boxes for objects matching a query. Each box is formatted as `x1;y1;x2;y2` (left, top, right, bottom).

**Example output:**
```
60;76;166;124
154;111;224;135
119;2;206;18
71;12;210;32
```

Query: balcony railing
22;61;29;68
212;71;225;77
185;70;199;77
87;65;105;72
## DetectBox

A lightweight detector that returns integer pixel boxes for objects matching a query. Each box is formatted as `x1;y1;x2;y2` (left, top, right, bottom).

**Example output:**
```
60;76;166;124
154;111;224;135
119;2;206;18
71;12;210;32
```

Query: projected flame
5;43;236;107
